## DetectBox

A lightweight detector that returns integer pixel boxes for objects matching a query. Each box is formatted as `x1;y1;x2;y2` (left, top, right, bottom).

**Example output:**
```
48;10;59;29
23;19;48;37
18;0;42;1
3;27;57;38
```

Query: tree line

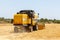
39;18;60;24
0;17;12;23
0;17;60;24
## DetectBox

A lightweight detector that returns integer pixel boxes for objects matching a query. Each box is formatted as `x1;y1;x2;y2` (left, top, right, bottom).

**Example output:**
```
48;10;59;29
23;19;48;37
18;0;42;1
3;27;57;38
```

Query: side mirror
38;13;39;15
11;19;13;23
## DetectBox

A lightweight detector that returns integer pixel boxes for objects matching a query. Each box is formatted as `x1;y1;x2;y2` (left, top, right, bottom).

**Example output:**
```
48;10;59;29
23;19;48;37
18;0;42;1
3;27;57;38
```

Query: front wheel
33;25;38;31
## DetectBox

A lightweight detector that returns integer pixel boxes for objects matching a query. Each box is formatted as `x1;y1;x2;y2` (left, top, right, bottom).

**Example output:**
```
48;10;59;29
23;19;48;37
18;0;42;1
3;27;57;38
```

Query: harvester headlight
34;13;38;16
34;13;39;19
23;18;26;21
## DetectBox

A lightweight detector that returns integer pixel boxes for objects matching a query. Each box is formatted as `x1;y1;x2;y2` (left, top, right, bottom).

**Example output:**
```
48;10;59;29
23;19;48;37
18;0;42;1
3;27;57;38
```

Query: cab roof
20;10;34;13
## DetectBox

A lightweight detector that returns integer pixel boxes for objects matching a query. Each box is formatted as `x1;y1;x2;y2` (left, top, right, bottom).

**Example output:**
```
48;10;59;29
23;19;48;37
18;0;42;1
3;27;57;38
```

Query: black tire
14;27;18;33
33;25;38;31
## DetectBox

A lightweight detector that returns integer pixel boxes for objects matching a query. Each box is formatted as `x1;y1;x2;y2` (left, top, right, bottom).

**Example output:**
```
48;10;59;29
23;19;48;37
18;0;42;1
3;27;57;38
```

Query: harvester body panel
13;14;28;25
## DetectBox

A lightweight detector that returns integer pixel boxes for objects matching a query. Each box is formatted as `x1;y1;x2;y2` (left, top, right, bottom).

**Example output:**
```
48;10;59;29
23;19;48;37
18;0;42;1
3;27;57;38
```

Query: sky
0;0;60;19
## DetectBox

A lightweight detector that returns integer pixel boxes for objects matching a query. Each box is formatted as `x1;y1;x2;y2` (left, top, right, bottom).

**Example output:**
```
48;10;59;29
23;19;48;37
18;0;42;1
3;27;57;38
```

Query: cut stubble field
0;23;60;40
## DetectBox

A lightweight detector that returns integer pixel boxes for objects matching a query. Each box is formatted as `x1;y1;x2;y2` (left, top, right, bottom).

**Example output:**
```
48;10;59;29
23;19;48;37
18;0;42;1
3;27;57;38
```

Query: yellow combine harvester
12;10;45;32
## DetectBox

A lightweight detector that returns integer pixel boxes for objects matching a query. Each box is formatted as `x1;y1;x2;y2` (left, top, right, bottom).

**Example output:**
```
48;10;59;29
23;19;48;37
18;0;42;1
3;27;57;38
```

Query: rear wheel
14;26;28;33
29;26;33;32
14;27;18;33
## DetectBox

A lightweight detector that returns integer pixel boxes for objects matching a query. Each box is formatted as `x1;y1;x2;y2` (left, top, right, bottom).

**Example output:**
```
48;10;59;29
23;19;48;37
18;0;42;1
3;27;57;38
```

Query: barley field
0;23;60;40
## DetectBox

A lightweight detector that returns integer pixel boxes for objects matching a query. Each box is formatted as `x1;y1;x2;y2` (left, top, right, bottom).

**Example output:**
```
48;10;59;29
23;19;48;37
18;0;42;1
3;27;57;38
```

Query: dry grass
0;23;60;40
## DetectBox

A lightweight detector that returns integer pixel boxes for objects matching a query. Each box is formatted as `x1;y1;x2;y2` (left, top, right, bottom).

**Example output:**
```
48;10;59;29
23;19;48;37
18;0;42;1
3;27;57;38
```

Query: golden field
0;23;60;40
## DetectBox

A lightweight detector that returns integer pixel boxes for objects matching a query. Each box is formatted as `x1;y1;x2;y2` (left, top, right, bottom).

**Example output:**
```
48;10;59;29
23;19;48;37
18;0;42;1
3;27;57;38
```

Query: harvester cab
19;10;35;18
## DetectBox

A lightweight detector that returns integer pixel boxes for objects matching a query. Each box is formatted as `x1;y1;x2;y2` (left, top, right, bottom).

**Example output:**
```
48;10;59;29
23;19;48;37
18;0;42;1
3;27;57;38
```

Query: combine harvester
12;10;45;32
